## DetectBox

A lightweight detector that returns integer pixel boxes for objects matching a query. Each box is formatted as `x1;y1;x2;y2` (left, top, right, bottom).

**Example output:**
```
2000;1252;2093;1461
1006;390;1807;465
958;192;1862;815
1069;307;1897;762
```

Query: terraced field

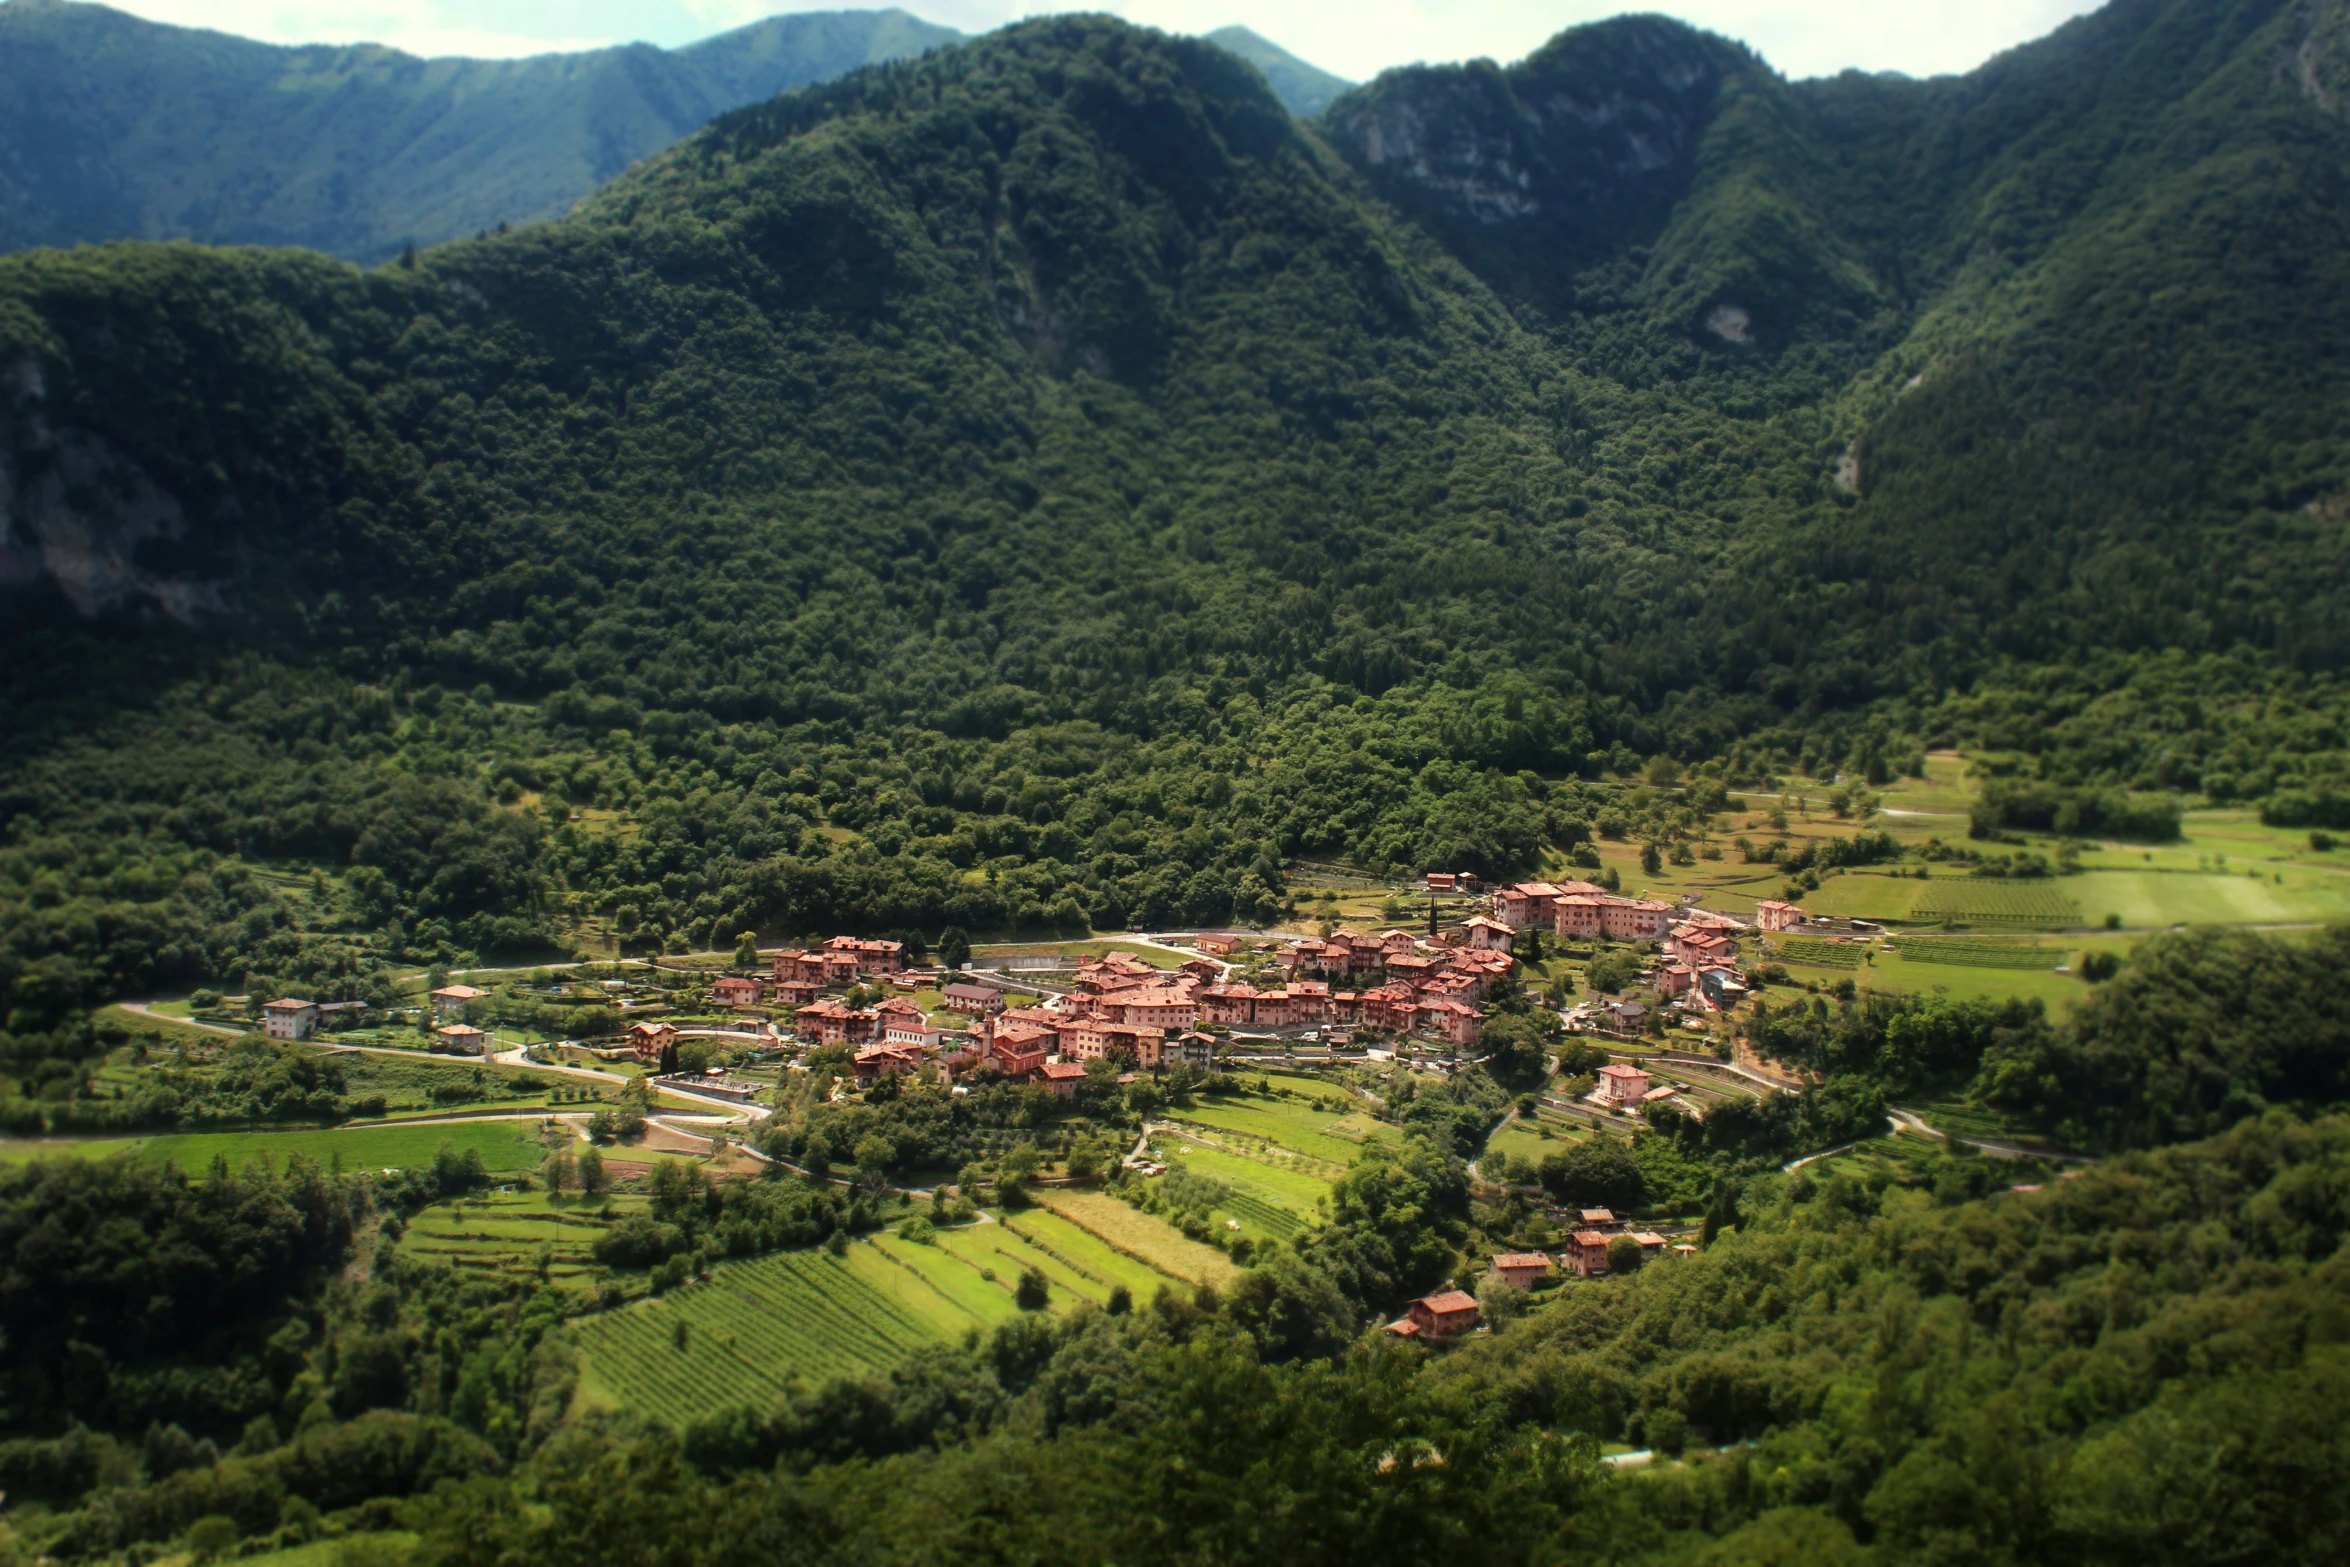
1031;1189;1242;1289
568;1241;986;1422
987;1210;1183;1301
397;1190;636;1289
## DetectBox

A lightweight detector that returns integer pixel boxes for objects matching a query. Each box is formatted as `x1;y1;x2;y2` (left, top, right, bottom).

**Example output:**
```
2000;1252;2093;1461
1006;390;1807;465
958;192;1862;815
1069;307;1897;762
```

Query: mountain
2;3;2349;999
0;0;963;261
1205;24;1354;116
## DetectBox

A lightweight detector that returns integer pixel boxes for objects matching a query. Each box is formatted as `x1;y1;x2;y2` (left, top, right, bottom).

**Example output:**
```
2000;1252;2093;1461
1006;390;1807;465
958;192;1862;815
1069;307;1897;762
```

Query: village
246;869;1832;1355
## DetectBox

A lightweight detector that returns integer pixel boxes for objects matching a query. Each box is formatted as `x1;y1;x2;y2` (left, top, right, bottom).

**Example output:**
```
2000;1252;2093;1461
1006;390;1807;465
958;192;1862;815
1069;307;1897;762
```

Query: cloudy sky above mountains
96;0;2106;83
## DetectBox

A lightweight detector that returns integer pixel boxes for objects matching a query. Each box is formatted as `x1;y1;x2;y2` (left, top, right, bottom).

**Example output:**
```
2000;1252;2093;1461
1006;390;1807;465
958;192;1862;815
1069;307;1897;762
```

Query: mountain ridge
0;0;965;261
2;4;2349;1003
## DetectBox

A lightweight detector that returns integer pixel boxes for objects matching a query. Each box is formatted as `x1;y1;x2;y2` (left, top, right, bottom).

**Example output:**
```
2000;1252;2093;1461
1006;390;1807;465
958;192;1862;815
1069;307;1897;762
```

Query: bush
1013;1268;1050;1310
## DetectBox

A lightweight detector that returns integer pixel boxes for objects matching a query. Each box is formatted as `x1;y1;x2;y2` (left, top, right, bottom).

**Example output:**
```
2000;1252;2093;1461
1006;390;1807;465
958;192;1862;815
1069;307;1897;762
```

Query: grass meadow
0;1117;553;1175
1030;1189;1242;1289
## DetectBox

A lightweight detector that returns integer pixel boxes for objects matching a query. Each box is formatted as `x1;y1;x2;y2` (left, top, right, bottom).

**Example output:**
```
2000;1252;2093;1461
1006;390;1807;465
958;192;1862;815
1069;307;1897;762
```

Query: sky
86;1;2109;83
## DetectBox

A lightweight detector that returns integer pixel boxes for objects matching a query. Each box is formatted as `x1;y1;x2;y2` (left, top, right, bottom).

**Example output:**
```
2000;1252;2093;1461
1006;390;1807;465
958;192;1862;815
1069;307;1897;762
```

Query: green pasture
983;1209;1186;1301
1167;1096;1396;1168
0;1117;554;1175
1160;1143;1331;1220
1481;1110;1588;1167
1030;1188;1242;1289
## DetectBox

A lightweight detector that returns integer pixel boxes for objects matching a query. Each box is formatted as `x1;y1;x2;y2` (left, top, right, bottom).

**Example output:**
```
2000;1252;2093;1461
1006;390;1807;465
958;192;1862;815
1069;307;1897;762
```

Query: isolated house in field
1197;934;1239;957
1595;1062;1652;1107
1490;1253;1552;1289
429;984;487;1020
1754;899;1805;932
626;1021;678;1063
262;998;319;1041
711;976;761;1008
433;1023;488;1056
1566;1230;1612;1278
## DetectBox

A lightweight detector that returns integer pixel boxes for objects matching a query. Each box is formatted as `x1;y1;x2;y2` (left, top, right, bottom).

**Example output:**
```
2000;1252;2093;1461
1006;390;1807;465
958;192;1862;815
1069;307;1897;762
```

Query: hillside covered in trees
4;1;2350;1010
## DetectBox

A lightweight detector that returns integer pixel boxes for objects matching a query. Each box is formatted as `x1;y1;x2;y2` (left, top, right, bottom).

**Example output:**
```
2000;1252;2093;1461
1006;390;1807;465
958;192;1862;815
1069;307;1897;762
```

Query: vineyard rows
1909;880;2082;927
1890;938;2060;970
567;1247;968;1425
1771;938;1864;970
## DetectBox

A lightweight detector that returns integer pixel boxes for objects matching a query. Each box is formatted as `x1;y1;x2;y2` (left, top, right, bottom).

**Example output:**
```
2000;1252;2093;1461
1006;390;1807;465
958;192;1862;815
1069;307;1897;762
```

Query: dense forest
4;3;2350;1007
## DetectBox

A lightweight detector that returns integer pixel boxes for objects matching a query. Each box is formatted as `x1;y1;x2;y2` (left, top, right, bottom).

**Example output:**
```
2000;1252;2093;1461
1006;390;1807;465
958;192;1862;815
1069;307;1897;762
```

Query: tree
578;1145;608;1195
677;1039;714;1076
733;931;760;969
1066;1144;1103;1180
854;1135;897;1175
544;1145;575;1193
938;927;971;971
1640;843;1663;876
1607;1234;1646;1274
1014;1267;1051;1310
185;1516;238;1562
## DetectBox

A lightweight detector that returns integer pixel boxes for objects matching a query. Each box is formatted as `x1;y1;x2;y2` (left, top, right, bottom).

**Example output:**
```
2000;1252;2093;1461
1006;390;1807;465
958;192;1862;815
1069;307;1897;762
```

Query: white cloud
86;0;2108;78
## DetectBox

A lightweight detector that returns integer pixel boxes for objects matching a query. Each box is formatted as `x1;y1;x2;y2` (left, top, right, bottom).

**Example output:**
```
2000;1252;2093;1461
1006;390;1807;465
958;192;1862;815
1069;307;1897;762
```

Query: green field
992;1208;1189;1299
1166;1097;1396;1168
397;1189;638;1288
1889;937;2061;969
0;1117;552;1175
1909;879;2083;928
1481;1109;1588;1167
1154;1143;1332;1241
568;1240;997;1423
1031;1189;1242;1289
1769;936;1865;970
2062;867;2350;927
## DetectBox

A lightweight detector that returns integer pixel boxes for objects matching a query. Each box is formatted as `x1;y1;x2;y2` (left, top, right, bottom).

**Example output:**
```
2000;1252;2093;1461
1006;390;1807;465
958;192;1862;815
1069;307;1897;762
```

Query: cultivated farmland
1769;937;1865;970
394;1190;636;1290
1909;879;2083;928
45;1118;559;1176
1165;1097;1395;1169
1889;937;2061;970
1031;1189;1242;1289
1154;1143;1328;1238
568;1241;989;1423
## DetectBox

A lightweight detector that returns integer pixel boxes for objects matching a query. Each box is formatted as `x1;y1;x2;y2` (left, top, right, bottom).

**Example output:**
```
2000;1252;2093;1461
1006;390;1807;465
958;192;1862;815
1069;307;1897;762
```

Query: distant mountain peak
1204;24;1353;117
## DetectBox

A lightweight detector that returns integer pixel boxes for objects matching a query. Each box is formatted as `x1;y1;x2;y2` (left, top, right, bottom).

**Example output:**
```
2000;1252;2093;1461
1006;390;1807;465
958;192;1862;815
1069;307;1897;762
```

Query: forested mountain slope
1;4;2348;1005
0;0;962;261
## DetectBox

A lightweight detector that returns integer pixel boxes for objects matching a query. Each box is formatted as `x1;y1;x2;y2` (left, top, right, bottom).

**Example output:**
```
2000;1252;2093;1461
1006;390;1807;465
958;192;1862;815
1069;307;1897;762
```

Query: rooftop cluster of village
253;873;1824;1121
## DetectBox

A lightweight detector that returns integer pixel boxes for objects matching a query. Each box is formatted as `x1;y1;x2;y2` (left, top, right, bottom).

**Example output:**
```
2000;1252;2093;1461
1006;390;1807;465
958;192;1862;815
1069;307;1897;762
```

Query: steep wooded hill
1;4;2348;1003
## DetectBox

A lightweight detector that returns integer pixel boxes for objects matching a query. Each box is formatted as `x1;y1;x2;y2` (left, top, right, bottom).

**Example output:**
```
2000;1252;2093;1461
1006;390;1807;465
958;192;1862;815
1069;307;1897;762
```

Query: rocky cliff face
0;356;225;621
1321;17;1752;312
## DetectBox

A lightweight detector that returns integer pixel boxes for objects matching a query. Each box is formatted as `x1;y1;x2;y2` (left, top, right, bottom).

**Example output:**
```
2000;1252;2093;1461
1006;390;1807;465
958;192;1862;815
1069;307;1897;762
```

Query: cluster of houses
1385;1214;1688;1341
